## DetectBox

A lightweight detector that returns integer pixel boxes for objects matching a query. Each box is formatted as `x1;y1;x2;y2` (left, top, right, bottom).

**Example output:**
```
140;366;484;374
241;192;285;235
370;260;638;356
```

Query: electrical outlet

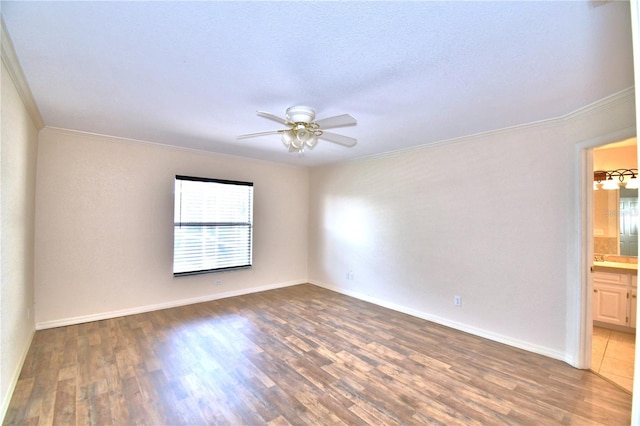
26;307;30;319
215;279;223;285
346;271;354;280
454;296;462;307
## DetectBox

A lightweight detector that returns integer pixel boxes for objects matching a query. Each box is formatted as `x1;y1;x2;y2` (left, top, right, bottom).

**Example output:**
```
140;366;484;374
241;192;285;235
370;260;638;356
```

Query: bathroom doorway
590;138;638;393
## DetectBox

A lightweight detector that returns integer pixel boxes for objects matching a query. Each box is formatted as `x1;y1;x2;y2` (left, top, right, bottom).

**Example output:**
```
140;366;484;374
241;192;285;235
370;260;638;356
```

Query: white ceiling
1;1;634;166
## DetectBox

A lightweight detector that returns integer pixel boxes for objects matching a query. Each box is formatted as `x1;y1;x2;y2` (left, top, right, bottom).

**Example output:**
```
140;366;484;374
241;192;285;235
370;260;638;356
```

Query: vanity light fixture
593;168;639;190
602;177;620;190
626;174;639;189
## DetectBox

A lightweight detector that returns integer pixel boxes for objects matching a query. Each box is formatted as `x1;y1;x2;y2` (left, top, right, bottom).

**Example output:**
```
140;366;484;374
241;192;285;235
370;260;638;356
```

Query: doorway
589;138;638;393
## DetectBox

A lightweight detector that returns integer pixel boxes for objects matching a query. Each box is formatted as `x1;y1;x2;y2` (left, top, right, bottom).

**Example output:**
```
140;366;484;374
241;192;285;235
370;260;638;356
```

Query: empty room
2;1;639;424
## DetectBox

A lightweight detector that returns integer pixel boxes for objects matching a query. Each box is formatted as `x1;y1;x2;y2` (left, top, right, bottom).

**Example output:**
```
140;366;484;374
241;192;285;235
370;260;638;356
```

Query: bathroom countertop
592;261;638;274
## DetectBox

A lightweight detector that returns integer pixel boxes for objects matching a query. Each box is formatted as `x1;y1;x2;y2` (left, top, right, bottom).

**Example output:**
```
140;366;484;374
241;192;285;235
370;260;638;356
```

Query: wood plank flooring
4;284;632;425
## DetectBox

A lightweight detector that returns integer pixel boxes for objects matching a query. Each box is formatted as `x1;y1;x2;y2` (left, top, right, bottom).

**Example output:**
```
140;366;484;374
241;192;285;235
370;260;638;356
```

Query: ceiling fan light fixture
281;130;295;148
306;135;318;149
296;129;310;143
290;137;303;150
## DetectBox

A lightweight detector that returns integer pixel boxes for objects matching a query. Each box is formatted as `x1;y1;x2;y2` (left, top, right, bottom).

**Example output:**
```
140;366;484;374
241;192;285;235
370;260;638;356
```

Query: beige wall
308;91;636;362
34;128;309;327
594;142;637;170
1;60;38;416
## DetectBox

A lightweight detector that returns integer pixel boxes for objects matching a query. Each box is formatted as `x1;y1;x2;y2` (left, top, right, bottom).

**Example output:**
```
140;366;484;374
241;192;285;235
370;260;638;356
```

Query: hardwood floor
4;284;632;425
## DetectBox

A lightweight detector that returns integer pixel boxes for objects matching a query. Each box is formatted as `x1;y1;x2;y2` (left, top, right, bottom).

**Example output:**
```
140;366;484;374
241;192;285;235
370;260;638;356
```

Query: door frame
570;127;635;370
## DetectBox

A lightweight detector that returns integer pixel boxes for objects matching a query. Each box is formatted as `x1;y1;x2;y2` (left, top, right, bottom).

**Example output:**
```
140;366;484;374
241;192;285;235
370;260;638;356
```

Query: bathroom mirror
593;187;638;257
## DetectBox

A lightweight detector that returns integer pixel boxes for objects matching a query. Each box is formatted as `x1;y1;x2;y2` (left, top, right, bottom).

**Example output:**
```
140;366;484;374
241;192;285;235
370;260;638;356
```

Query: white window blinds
173;175;253;276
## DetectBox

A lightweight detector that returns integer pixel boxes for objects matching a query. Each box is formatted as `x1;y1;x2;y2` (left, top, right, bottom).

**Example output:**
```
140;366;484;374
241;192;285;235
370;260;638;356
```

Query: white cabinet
592;271;636;328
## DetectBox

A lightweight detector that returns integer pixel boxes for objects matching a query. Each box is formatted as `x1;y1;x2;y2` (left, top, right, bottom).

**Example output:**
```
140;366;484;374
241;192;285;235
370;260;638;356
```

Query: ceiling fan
237;106;357;153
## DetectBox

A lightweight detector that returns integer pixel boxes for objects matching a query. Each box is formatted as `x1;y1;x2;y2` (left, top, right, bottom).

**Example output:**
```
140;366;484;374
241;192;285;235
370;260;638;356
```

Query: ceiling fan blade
319;131;357;147
256;111;288;125
237;129;285;139
315;114;357;129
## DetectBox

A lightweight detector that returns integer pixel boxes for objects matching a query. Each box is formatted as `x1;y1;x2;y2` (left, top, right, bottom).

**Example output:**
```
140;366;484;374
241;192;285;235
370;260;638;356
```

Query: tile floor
592;326;635;393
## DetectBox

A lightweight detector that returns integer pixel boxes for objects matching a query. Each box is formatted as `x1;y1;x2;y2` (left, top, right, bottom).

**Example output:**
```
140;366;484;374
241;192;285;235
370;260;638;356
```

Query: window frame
173;175;254;277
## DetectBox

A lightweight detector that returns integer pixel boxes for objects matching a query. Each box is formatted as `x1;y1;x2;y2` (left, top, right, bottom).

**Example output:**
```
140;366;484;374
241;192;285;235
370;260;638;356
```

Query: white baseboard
35;280;304;330
1;328;35;423
310;280;566;362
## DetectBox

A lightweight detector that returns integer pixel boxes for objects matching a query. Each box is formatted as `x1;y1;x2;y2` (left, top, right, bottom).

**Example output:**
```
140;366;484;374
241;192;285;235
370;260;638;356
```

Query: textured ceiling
1;1;635;166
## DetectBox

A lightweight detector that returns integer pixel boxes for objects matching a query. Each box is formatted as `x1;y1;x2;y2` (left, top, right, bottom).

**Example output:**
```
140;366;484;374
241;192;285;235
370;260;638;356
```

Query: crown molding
345;86;636;166
560;86;635;121
41;126;308;170
1;17;45;130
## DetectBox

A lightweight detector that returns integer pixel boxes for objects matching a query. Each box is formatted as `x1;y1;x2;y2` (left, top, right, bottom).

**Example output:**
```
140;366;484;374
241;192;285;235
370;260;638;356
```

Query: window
173;175;253;276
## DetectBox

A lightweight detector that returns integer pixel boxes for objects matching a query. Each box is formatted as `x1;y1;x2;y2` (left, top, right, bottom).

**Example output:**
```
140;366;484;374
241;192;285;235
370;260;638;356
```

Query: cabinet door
631;288;637;329
593;283;628;326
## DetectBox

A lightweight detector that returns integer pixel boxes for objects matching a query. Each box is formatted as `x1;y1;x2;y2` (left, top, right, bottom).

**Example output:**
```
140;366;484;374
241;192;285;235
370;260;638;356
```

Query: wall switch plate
454;296;462;307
